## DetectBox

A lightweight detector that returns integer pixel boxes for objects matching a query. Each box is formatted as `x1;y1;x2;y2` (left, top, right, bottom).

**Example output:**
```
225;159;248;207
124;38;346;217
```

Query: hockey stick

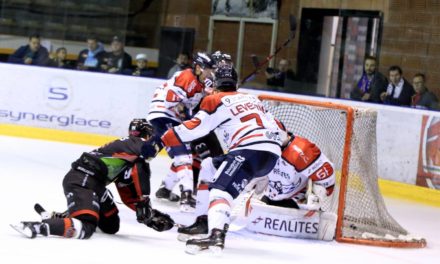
239;14;297;86
36;202;185;229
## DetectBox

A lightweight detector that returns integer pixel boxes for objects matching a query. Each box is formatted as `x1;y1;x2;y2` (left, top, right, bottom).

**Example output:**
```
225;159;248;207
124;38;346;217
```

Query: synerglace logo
0;75;111;129
44;76;72;110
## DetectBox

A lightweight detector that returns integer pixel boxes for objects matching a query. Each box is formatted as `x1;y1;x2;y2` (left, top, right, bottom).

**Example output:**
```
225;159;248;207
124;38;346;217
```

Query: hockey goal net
259;94;426;248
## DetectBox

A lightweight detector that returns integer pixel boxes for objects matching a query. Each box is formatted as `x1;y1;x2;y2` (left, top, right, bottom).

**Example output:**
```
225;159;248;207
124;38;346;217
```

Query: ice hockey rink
0;135;439;264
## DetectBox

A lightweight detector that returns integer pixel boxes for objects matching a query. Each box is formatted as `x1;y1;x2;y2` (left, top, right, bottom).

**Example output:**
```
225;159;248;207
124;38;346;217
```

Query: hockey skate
155;184;180;202
177;215;208;242
34;203;68;220
185;225;228;255
179;189;196;213
10;221;49;239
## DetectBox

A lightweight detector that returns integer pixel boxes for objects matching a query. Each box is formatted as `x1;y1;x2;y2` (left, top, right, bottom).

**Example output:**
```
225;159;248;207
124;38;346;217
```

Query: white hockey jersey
264;136;335;201
161;91;284;156
147;69;206;122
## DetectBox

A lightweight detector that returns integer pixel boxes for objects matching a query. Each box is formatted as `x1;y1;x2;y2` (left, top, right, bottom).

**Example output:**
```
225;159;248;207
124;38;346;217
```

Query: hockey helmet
215;64;238;91
211;50;233;68
193;52;214;69
128;118;154;138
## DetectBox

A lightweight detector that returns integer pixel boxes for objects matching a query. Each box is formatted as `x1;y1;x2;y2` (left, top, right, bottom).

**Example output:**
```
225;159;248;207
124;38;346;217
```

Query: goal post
258;94;426;248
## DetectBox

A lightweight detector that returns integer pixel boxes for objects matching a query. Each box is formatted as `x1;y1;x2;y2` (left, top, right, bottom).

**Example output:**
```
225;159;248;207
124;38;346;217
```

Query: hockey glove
135;197;175;232
141;138;163;162
145;209;175;232
135;197;153;224
194;142;211;159
304;184;328;211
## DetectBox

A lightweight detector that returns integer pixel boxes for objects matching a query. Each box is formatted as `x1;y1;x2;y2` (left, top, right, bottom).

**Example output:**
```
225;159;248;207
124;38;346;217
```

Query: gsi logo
45;77;72;109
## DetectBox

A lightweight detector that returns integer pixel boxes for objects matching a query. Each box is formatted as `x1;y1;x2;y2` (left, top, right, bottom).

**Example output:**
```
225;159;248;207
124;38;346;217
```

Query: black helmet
211;50;233;68
193;52;214;69
215;64;238;91
128;118;154;138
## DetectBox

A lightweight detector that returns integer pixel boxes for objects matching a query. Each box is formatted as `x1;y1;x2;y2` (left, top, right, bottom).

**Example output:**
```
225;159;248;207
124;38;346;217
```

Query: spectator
380;65;415;106
47;47;72;69
167;52;190;78
77;35;105;71
8;34;49;66
100;36;132;74
130;53;155;77
350;55;387;103
265;59;296;88
411;73;439;110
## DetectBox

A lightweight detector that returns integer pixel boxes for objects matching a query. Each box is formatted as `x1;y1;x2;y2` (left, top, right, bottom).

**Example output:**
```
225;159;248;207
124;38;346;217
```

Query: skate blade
177;233;207;242
185;244;205;255
155;197;180;204
179;204;195;213
10;223;35;239
184;245;223;256
209;246;223;256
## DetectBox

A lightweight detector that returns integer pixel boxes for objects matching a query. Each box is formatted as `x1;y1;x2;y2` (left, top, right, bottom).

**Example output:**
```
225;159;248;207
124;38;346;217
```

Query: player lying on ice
161;64;286;254
177;127;337;249
11;119;175;239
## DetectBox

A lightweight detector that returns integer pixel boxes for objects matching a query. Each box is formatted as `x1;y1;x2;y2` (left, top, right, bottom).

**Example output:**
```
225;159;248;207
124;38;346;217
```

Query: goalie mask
128;118;154;138
215;64;238;91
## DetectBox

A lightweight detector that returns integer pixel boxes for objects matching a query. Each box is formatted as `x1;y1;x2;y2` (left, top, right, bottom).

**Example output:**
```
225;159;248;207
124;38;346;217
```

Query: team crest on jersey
265;131;282;141
269;178;302;195
232;178;248;193
223;130;230;142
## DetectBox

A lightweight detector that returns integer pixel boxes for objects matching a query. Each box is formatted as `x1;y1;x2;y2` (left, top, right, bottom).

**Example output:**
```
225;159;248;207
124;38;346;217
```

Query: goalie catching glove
135;197;175;232
302;182;329;211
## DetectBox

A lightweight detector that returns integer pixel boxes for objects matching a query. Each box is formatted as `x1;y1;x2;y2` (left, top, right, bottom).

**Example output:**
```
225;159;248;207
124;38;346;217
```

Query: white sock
208;189;233;231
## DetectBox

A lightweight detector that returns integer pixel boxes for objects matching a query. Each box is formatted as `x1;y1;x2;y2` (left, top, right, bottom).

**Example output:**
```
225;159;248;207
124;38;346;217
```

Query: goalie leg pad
246;199;336;241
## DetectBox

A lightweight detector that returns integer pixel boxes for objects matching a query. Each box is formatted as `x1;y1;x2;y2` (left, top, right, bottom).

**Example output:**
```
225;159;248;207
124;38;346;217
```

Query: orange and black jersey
72;135;156;211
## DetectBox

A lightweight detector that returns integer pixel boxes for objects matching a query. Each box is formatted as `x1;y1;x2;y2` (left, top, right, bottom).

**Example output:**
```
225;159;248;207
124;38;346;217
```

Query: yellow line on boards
379;179;440;208
0;123;117;146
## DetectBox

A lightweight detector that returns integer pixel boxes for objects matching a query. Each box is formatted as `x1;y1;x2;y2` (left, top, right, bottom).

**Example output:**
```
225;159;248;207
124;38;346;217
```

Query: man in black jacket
350;56;387;103
8;34;49;66
411;73;439;110
11;119;174;239
100;36;133;74
380;65;415;106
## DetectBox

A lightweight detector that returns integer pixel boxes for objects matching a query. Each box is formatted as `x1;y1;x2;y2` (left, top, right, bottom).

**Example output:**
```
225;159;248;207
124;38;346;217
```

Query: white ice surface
0;135;439;264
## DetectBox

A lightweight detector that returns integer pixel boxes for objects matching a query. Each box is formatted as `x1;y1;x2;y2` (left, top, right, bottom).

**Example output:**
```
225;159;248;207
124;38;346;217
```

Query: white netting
261;97;425;246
